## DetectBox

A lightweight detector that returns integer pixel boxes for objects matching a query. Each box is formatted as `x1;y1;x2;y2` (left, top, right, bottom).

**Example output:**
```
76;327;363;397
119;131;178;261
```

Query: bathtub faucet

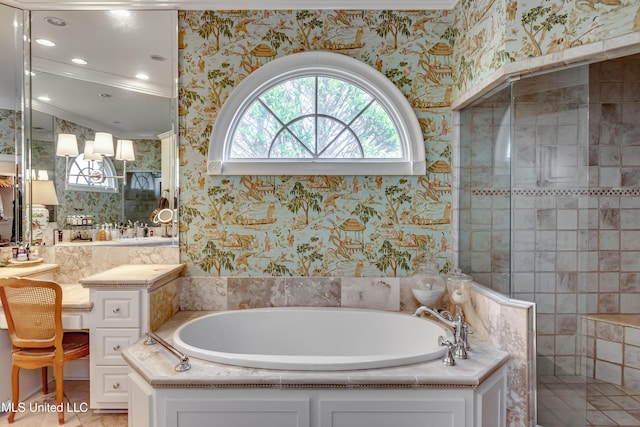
413;306;472;360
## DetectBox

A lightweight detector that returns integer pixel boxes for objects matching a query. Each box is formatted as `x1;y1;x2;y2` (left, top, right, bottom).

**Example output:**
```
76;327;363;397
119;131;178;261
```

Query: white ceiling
1;7;175;140
1;0;458;141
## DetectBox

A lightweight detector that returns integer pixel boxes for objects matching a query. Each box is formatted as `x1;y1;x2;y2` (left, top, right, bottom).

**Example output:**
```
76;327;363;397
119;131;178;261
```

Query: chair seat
0;278;88;425
12;332;89;365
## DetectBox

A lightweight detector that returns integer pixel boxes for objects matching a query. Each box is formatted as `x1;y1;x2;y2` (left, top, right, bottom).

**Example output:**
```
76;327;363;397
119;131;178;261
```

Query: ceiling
1;0;458;141
0;7;175;140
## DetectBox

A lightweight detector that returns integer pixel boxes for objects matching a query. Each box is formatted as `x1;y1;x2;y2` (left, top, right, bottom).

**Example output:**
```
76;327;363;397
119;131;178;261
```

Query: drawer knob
113;344;121;351
112;307;121;314
113;383;120;389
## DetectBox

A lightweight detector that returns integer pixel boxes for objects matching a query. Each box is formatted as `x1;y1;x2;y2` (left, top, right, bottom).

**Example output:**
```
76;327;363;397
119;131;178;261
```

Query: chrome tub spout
413;306;455;328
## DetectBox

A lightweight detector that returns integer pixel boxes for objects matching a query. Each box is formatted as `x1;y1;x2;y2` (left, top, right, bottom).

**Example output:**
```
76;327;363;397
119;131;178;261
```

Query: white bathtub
172;307;452;370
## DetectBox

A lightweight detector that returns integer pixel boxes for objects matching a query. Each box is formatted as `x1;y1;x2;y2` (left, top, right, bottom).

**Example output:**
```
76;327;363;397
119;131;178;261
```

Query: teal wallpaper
178;10;455;277
0;109;19;156
451;0;640;96
53;118;162;225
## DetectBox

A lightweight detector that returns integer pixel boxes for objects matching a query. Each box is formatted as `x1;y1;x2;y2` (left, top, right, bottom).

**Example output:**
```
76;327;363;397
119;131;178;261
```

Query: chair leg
42;367;49;394
9;364;19;423
55;363;64;425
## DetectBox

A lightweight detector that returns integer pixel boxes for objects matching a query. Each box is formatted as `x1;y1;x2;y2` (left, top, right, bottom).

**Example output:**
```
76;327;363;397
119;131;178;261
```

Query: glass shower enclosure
458;65;591;427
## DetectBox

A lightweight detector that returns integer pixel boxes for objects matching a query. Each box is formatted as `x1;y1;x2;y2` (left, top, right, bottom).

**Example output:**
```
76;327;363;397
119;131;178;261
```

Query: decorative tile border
471;188;640;197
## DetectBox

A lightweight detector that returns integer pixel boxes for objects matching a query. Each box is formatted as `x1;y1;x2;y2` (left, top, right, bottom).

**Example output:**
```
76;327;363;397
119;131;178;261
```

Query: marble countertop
60;283;92;311
123;310;510;389
0;263;59;278
79;263;185;290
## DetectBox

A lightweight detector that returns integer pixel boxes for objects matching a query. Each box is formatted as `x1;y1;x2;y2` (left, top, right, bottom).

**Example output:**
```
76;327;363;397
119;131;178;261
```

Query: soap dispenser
411;247;446;306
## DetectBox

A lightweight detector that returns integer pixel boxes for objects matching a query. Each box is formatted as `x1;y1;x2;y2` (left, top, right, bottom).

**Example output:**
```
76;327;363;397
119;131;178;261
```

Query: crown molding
2;0;458;10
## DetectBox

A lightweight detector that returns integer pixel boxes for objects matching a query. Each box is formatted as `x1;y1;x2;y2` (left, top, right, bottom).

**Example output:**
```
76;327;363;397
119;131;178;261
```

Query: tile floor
539;375;640;427
0;380;127;426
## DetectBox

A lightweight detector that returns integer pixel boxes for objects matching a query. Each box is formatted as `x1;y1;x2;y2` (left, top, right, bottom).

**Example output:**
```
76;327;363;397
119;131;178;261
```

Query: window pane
351;101;402;158
67;154;118;191
231;101;281;158
260;77;315;124
287;117;315;155
317;117;361;158
227;72;404;162
271;130;312;158
317;77;372;123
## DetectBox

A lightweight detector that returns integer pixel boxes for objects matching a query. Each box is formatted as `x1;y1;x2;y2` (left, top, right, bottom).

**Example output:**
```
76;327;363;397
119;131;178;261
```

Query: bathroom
1;0;640;426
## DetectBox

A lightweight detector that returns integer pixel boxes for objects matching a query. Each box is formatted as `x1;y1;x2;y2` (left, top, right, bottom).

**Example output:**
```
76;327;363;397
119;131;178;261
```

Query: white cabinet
90;289;148;410
128;365;506;427
83;263;185;411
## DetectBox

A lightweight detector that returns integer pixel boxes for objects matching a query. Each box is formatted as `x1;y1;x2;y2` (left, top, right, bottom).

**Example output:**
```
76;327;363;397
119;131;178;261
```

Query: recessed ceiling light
150;54;166;62
72;58;88;65
45;16;68;27
35;38;55;47
37;95;51;102
135;73;149;80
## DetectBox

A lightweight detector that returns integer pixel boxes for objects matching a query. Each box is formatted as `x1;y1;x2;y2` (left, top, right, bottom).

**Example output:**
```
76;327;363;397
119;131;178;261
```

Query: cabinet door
160;398;310;427
91;366;129;405
92;328;140;365
93;290;140;328
319;399;467;427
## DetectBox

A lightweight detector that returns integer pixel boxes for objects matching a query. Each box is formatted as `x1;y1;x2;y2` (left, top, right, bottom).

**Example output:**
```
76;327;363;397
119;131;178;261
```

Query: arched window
67;154;118;192
208;51;425;176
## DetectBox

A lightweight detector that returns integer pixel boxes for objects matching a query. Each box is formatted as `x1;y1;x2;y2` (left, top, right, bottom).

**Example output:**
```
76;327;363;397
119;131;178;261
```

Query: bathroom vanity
79;263;185;410
124;311;509;427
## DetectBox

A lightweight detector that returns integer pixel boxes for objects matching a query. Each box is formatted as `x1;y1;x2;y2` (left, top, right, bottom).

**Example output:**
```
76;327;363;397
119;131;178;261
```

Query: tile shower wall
587;55;640;316
460;55;640;378
459;65;592;377
510;66;591;377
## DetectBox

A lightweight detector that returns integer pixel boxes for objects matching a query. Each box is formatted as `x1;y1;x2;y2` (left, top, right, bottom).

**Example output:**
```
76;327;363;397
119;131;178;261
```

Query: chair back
0;277;63;349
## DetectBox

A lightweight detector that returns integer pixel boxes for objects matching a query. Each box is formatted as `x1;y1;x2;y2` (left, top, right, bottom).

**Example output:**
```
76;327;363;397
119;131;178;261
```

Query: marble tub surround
451;282;536;427
123;310;509;388
180;276;435;312
178;275;532;426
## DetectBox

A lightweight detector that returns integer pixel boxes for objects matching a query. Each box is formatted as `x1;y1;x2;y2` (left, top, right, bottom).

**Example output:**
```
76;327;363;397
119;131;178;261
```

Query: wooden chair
0;277;90;424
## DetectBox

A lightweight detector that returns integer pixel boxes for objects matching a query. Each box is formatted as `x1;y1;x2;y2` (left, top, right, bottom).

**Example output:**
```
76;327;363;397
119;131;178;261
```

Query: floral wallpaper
52;118;162;226
451;0;640;96
0;109;19;156
178;10;455;277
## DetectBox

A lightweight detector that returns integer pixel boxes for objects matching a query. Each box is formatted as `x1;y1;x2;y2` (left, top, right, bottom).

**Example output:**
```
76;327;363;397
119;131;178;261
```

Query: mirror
0;5;24;246
27;9;177;245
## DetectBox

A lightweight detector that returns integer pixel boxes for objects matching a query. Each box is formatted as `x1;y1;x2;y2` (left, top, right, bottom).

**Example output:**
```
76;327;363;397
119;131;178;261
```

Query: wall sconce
56;133;78;190
57;132;136;187
115;139;135;185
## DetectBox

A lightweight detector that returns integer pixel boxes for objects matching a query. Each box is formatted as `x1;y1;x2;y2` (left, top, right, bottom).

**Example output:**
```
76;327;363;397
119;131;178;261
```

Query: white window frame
208;51;426;176
67;153;118;193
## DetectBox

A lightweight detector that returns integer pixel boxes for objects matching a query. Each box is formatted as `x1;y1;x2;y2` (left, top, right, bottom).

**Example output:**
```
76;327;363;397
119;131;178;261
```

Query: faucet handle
438;336;455;366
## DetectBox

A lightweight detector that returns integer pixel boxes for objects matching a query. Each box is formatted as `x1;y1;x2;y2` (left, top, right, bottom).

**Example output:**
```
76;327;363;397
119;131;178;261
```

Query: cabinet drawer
92;329;140;365
93;290;140;327
91;366;129;407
